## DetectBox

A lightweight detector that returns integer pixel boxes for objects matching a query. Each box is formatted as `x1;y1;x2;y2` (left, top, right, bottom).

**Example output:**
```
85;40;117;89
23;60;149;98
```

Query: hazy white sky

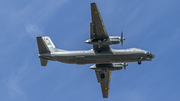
0;0;180;101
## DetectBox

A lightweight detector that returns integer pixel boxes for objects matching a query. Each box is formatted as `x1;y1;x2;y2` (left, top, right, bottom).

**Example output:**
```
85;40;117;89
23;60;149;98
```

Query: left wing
90;3;108;39
95;69;112;98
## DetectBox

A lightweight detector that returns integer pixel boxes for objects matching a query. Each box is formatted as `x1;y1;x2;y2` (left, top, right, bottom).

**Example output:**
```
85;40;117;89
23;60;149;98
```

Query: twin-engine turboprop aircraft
36;3;155;98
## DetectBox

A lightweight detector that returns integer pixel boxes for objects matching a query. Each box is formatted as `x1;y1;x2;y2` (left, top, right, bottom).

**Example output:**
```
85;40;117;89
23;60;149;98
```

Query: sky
0;0;180;101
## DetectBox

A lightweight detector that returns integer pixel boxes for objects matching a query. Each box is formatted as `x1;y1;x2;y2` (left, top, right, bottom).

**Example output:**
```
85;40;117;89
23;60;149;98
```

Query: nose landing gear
138;57;143;65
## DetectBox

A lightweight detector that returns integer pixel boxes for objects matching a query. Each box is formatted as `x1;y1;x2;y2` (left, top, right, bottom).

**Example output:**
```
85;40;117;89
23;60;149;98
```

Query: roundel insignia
77;51;81;53
94;11;98;14
104;87;108;90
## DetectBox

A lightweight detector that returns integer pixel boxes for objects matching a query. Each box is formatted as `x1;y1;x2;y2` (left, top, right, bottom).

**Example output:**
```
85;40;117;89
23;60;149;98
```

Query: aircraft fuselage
39;48;155;64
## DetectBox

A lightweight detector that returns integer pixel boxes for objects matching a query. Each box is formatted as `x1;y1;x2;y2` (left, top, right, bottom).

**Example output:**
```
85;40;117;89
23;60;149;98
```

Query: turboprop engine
90;63;128;71
85;36;121;45
86;31;125;47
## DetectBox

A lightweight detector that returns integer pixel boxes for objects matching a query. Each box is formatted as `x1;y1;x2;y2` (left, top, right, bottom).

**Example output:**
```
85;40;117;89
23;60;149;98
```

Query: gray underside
36;2;155;98
39;48;150;65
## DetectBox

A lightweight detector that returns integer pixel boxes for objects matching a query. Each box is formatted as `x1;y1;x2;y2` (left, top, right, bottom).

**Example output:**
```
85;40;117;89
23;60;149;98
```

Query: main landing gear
97;48;101;53
100;73;105;79
100;69;105;80
97;43;102;53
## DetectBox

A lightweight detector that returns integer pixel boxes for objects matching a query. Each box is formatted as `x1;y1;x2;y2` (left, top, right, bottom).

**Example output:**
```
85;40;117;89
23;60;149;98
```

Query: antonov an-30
36;3;155;98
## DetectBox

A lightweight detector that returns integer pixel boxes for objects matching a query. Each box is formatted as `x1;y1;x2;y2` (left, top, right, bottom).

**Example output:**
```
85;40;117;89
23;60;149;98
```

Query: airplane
36;2;155;98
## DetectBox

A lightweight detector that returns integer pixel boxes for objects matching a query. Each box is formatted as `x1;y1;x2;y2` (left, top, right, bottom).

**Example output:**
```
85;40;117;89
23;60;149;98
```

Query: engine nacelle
90;63;128;71
85;36;121;45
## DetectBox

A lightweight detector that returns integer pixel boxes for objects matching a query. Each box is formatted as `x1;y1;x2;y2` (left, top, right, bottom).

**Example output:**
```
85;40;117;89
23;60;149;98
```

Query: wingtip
91;2;96;4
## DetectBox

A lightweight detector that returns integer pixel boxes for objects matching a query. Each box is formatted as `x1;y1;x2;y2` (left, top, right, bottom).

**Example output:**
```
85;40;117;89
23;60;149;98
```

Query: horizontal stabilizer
40;58;49;66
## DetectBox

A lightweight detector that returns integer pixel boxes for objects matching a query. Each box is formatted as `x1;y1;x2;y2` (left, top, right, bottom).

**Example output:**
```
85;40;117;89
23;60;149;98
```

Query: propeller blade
121;31;123;38
121;31;124;47
124;66;126;71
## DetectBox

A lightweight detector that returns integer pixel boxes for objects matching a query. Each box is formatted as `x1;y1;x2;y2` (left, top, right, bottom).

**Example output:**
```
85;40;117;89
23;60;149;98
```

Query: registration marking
124;50;131;54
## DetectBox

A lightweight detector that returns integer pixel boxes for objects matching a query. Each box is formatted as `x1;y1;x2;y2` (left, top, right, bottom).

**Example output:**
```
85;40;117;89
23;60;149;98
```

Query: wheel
138;60;141;65
100;73;105;79
97;48;101;53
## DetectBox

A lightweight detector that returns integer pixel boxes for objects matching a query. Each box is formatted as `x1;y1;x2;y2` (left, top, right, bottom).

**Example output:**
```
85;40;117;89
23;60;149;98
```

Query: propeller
123;63;128;72
120;31;125;47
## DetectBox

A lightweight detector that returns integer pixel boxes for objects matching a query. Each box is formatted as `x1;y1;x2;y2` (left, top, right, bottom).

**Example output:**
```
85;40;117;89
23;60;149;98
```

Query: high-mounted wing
91;3;108;39
90;3;110;51
95;70;112;98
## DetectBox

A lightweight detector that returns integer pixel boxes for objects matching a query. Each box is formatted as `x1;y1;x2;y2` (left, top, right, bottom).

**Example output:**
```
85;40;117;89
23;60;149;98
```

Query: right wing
95;69;112;98
90;3;110;51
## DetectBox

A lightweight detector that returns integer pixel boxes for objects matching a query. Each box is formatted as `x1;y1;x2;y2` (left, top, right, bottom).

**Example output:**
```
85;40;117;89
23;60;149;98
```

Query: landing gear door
95;70;101;83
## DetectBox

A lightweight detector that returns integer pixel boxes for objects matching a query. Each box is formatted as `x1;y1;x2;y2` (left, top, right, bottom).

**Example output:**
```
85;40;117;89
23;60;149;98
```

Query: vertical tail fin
36;36;67;66
36;36;57;53
36;36;57;66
